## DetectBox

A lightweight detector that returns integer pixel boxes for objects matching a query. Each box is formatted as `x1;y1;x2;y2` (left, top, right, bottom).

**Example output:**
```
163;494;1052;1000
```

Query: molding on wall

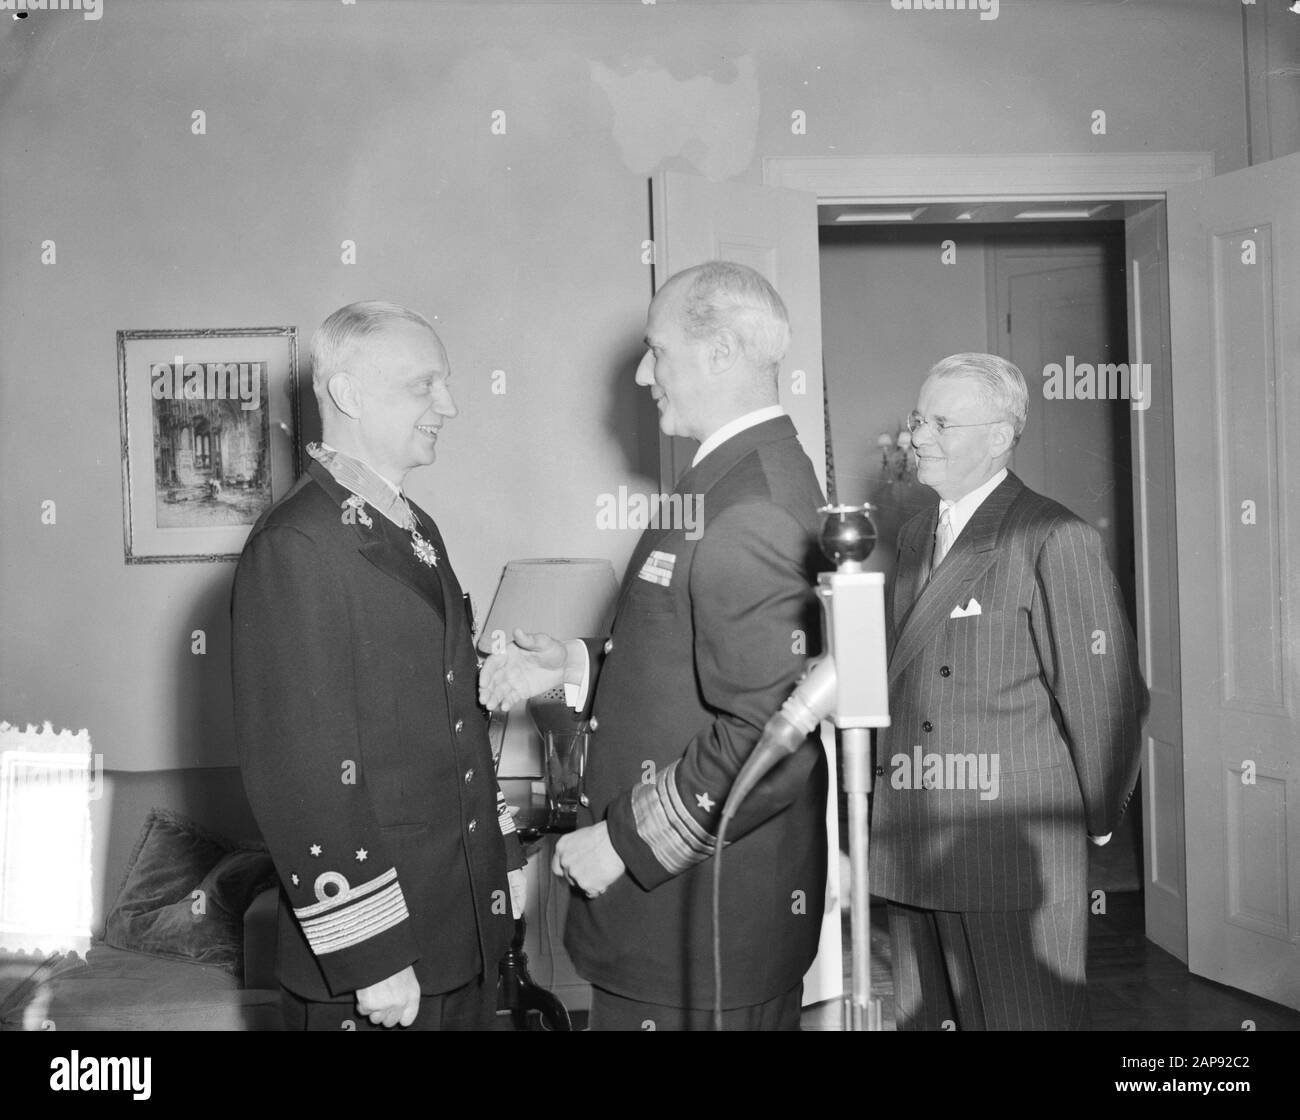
1242;3;1272;165
763;153;1216;202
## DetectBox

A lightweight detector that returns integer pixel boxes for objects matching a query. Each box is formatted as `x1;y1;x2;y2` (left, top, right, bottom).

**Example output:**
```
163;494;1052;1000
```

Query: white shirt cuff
562;639;590;711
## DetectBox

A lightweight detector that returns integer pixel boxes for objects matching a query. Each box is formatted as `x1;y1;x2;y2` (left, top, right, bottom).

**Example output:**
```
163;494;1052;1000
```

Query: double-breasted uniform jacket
871;471;1148;914
565;415;831;1009
231;459;521;1003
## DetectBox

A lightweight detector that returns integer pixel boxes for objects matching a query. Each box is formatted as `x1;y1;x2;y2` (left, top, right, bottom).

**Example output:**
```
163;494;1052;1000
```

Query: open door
1126;201;1188;963
650;171;841;1011
650;171;827;492
1167;152;1300;1010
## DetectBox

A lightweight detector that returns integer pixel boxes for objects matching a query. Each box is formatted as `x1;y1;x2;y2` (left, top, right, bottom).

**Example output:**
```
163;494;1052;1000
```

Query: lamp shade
477;558;619;654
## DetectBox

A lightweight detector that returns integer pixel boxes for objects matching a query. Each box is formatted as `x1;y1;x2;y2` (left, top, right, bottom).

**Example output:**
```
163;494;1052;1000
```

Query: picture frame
117;326;300;564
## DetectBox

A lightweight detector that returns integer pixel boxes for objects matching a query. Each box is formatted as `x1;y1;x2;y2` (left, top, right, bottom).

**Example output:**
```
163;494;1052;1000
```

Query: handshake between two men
232;262;830;1032
479;630;627;900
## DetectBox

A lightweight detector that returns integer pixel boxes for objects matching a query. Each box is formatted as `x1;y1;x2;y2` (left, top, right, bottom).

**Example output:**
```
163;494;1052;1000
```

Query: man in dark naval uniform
232;301;524;1030
481;262;829;1030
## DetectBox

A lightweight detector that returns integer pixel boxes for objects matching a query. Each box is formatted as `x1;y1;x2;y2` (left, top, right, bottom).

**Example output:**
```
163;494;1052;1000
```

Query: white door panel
1168;152;1300;1010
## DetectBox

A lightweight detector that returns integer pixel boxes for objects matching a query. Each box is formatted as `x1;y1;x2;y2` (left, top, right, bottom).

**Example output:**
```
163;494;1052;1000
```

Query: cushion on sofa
103;809;277;977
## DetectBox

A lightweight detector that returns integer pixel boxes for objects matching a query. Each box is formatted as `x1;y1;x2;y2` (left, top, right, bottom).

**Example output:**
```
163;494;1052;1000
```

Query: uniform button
467;818;477;832
588;717;599;732
603;638;614;655
464;768;474;784
939;666;951;678
922;720;933;733
454;718;464;734
446;669;455;684
874;766;884;777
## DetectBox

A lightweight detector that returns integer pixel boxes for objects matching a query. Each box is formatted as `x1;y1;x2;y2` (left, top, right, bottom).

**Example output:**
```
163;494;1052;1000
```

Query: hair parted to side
675;261;791;376
927;352;1028;443
310;300;439;402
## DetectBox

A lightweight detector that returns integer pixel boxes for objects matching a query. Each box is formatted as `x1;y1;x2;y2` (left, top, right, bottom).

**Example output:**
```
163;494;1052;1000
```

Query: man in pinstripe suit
872;353;1148;1031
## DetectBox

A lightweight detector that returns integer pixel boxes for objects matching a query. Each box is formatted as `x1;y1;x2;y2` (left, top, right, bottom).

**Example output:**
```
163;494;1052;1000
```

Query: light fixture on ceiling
1013;205;1109;220
834;208;927;223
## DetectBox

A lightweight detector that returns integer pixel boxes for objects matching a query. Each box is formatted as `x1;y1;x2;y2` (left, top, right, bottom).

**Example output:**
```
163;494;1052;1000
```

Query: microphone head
818;504;877;566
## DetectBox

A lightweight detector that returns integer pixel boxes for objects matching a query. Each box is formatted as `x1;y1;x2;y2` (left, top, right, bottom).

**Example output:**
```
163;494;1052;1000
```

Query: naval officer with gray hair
482;261;830;1030
233;300;525;1030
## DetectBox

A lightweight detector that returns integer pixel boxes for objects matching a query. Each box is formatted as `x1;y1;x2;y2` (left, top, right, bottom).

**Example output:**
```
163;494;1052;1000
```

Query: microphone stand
713;505;891;1031
816;506;890;1032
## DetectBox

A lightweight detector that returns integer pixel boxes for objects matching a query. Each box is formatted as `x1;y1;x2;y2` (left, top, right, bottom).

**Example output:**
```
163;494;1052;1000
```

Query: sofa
0;766;282;1031
0;766;592;1030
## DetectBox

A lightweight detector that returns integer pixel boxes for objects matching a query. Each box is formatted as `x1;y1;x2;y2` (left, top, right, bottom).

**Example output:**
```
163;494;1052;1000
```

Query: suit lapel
887;473;1022;687
409;499;460;628
358;530;447;623
892;507;938;639
307;461;446;622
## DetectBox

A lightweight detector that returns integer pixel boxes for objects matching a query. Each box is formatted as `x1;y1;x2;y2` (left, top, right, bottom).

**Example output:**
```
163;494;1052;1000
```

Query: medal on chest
410;526;439;567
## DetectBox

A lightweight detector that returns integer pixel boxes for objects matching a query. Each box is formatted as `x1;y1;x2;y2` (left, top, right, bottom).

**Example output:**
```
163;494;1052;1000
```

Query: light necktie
933;505;955;571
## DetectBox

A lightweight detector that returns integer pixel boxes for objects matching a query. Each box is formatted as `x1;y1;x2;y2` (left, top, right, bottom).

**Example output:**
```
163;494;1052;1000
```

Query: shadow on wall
606;338;662;487
170;567;239;771
296;367;323;454
170;374;321;769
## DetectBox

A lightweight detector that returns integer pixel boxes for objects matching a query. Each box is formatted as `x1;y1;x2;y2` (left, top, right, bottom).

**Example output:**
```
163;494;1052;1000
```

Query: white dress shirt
937;467;1008;547
692;405;785;467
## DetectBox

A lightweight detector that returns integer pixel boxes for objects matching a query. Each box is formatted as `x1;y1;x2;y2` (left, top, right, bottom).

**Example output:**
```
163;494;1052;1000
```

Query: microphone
711;505;888;1030
721;655;838;825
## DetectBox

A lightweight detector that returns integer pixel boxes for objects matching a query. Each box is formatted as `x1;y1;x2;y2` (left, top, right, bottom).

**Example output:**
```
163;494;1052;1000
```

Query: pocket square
950;598;982;618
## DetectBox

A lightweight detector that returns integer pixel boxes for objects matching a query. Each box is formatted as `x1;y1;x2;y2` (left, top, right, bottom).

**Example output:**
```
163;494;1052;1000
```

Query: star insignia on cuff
291;874;299;886
355;848;368;862
631;760;718;876
309;844;322;857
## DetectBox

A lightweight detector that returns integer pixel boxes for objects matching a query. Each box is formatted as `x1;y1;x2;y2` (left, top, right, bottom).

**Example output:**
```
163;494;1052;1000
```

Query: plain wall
0;0;1251;768
820;225;990;509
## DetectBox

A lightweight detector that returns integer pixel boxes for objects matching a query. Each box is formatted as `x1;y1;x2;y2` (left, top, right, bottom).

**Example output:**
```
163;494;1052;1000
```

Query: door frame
768;151;1215;952
763;152;1213;203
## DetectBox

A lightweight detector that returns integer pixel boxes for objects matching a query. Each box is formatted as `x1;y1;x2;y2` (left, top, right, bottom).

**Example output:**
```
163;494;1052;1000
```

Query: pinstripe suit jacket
871;471;1147;912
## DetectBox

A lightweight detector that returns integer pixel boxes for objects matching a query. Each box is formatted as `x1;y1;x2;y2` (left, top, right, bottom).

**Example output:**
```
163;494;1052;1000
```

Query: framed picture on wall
117;327;300;563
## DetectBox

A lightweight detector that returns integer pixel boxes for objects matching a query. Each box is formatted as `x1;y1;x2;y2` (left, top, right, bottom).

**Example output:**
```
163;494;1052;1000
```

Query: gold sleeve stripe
630;759;715;875
298;881;410;957
293;866;398;921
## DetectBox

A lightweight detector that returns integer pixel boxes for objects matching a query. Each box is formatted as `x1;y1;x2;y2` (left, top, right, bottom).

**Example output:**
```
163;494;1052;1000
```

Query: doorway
818;215;1143;896
758;153;1198;974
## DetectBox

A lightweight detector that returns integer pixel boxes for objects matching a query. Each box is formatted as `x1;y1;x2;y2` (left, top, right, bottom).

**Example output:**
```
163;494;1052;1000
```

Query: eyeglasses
906;411;1006;437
